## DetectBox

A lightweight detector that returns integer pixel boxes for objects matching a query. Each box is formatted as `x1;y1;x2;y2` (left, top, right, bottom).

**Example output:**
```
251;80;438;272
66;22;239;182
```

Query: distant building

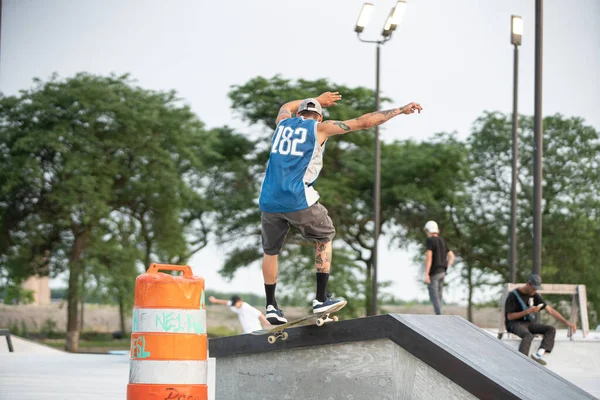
21;276;51;306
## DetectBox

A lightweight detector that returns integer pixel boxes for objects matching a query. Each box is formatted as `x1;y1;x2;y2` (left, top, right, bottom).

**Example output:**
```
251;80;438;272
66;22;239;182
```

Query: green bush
40;318;59;339
4;285;34;305
80;331;113;341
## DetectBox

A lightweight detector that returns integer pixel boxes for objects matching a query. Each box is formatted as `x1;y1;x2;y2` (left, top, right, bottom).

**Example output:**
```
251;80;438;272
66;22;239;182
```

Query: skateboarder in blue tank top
260;91;423;324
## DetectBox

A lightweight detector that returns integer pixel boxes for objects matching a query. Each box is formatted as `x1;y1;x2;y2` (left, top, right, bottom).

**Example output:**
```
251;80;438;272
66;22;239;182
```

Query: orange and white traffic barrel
127;263;207;400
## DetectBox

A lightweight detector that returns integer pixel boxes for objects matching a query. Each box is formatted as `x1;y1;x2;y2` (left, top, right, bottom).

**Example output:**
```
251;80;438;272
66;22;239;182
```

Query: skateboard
251;300;347;344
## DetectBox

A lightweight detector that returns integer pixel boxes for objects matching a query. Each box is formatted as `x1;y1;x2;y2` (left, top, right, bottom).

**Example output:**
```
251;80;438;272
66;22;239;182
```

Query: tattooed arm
275;99;304;125
317;102;423;139
275;92;342;125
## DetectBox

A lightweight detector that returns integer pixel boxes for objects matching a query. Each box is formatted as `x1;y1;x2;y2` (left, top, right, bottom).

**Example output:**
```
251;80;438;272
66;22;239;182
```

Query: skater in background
208;295;270;334
505;274;577;365
423;220;454;315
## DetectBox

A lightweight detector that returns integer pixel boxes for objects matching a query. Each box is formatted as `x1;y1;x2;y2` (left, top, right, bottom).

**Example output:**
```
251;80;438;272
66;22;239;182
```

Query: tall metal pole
510;43;519;284
533;0;543;276
371;44;381;316
0;0;3;69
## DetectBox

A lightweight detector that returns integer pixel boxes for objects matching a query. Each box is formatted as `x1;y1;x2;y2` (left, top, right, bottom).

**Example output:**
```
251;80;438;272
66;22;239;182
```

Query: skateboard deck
251;301;347;344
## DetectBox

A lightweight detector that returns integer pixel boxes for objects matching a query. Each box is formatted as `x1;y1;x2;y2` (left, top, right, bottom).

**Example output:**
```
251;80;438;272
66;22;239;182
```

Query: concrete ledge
209;314;596;400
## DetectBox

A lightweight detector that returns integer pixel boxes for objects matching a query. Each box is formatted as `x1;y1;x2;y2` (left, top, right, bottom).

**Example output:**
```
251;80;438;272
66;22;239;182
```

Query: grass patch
29;324;241;353
37;338;130;353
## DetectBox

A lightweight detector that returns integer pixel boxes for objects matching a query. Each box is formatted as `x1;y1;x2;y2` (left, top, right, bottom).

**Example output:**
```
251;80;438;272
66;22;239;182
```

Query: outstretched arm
317;102;422;139
259;314;270;326
546;305;577;334
208;296;229;306
275;92;342;125
275;99;304;125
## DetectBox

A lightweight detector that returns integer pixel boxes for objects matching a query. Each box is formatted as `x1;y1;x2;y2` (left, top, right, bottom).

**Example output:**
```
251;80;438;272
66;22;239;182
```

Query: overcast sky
1;0;599;304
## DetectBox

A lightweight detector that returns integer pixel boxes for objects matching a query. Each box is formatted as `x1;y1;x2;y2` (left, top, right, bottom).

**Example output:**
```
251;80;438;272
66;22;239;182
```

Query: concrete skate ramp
209;314;596;400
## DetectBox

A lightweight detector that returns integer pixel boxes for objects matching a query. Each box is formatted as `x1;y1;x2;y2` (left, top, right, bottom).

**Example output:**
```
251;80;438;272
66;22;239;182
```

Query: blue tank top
259;117;326;213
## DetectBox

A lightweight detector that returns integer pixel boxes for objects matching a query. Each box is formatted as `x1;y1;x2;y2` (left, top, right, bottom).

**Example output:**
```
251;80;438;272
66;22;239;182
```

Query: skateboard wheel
332;316;339;322
316;318;325;327
282;332;289;340
268;335;277;344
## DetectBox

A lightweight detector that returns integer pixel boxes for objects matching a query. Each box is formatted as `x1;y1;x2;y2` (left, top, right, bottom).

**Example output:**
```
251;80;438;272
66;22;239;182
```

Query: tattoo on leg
316;242;331;273
315;254;324;266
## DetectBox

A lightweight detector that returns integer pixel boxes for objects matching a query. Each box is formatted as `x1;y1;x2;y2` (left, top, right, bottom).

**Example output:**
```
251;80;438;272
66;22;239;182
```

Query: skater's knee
262;253;279;269
521;332;534;342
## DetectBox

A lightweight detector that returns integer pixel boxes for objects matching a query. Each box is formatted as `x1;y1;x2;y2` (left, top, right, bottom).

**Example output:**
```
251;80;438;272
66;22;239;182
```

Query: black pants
507;321;556;355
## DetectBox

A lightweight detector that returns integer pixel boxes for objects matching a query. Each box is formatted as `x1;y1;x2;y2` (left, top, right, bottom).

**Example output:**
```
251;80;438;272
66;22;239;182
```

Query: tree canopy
2;73;598;343
0;73;254;350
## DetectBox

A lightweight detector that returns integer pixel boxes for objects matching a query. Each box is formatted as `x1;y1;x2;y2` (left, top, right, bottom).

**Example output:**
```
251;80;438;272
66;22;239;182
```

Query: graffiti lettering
155;312;204;334
131;336;151;359
164;387;203;400
156;312;184;333
132;311;139;332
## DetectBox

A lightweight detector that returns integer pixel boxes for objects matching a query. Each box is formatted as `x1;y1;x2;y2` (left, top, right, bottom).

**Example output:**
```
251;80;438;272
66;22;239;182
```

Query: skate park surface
1;315;598;399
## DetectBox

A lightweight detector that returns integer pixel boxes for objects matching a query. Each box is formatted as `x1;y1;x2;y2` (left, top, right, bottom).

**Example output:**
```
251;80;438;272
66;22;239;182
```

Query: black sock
316;273;329;302
265;284;277;308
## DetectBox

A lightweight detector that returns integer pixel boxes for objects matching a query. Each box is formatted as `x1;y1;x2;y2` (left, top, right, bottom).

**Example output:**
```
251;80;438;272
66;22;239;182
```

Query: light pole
533;0;543;277
354;1;407;316
509;15;523;284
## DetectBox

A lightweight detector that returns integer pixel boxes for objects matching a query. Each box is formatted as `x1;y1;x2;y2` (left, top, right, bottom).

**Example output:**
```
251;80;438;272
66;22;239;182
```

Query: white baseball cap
298;98;323;116
424;221;439;233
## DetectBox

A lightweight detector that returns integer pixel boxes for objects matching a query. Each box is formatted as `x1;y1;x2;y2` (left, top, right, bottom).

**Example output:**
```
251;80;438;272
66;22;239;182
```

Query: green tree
400;112;600;321
223;76;467;316
465;112;600;320
3;280;35;304
0;73;253;350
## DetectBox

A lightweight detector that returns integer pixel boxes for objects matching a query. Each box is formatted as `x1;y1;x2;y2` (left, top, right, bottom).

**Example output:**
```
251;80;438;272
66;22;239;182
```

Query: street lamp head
511;15;523;46
382;10;394;37
355;3;374;33
390;0;407;30
382;0;407;38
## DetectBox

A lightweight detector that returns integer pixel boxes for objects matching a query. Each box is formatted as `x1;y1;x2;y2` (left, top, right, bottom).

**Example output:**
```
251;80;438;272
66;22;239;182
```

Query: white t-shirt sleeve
246;304;262;318
228;301;241;314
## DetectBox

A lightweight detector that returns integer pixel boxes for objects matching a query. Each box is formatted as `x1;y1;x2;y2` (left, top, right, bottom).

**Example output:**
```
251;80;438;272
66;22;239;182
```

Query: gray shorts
261;203;336;255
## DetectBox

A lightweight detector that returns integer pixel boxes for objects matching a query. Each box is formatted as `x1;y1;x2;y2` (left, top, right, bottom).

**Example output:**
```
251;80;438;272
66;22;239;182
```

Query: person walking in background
505;274;577;365
208;295;270;334
423;221;454;315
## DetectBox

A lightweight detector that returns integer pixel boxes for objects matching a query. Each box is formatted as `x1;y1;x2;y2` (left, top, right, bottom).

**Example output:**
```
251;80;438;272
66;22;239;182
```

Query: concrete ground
0;336;214;400
0;334;62;354
1;329;598;399
486;329;600;399
0;352;129;400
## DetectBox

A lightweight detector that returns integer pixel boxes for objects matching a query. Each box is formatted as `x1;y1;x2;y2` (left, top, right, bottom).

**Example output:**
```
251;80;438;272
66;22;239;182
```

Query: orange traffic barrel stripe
128;263;207;400
130;333;207;360
127;384;207;400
